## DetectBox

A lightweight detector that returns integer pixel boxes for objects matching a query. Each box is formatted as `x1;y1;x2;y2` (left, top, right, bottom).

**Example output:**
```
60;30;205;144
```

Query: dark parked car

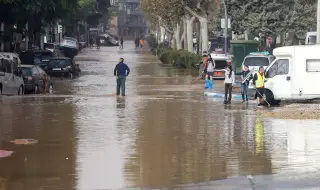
20;50;55;69
44;57;81;78
18;65;53;94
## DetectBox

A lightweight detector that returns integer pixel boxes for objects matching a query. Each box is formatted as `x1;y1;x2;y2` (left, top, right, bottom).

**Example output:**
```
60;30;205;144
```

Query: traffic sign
58;25;62;34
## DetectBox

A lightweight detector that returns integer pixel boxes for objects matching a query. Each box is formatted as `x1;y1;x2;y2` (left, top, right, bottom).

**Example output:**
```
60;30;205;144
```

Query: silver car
0;57;24;95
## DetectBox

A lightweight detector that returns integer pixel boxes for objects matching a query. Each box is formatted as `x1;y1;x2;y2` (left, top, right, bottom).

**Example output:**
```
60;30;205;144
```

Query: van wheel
18;86;24;96
265;89;281;105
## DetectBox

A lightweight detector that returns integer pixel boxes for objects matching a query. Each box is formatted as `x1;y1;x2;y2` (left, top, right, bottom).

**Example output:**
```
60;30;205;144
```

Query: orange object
139;39;144;45
202;57;208;68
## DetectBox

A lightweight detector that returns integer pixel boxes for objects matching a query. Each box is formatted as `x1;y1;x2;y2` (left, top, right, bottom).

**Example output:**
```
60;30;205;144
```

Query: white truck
263;45;320;104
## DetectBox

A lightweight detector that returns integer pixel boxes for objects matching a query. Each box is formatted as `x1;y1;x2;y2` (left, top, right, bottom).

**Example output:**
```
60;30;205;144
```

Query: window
31;67;39;75
306;59;320;72
20;68;32;76
266;59;289;78
266;62;277;78
243;57;270;67
37;66;46;75
276;59;289;75
48;59;67;68
0;59;12;73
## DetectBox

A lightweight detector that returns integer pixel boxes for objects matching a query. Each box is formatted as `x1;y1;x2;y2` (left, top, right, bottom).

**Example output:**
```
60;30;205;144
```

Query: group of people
134;37;144;49
89;36;101;49
201;52;266;107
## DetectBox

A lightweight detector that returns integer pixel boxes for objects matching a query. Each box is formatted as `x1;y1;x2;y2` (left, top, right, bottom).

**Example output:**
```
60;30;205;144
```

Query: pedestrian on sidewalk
135;37;140;48
237;65;252;103
120;36;124;49
224;65;235;104
252;66;265;107
114;58;130;96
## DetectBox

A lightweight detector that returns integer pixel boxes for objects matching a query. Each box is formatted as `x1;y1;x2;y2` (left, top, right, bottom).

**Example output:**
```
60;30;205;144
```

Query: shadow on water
1;43;320;189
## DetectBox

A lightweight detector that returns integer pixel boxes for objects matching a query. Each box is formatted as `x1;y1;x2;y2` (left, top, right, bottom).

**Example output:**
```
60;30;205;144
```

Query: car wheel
265;89;280;105
18;86;24;96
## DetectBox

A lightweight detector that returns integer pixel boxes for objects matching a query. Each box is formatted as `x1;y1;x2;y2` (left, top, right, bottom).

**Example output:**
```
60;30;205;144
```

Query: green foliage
159;49;201;69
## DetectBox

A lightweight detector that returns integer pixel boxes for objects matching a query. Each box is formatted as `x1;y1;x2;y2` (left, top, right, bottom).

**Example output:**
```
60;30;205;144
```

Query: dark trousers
116;76;126;96
224;83;233;102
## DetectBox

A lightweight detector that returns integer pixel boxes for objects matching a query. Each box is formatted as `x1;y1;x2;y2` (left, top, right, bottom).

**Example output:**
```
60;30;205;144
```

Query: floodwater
1;42;320;190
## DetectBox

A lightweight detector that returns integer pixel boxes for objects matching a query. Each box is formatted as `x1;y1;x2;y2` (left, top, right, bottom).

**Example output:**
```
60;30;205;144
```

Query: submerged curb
204;92;243;99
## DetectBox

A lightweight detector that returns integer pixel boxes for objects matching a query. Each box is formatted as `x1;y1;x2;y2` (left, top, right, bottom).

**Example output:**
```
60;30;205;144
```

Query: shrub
159;49;201;68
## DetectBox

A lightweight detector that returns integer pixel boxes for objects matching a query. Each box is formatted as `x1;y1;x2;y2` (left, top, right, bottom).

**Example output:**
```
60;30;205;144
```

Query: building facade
115;0;147;40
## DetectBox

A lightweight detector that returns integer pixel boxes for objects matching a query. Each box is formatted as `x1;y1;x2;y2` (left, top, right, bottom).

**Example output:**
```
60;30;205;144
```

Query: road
0;42;320;190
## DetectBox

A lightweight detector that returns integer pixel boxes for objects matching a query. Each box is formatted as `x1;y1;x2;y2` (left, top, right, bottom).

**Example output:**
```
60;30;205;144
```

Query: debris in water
10;139;39;145
0;150;14;158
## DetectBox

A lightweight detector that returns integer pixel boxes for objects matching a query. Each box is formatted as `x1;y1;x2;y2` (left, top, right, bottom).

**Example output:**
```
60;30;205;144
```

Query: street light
317;0;320;43
222;0;228;55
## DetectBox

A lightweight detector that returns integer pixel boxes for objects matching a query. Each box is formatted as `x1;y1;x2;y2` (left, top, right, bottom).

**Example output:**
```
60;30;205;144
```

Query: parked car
60;37;79;59
20;50;55;69
0;57;24;95
44;43;59;53
18;65;53;94
209;52;232;79
44;57;81;78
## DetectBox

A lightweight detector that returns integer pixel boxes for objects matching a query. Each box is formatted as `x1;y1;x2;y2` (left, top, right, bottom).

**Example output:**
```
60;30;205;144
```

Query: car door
0;59;8;94
31;66;41;87
2;60;14;95
36;66;46;89
265;58;291;100
11;61;23;93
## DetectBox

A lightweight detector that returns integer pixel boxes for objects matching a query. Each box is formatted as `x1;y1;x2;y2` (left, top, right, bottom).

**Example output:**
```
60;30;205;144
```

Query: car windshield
48;59;69;68
243;57;270;67
20;67;32;76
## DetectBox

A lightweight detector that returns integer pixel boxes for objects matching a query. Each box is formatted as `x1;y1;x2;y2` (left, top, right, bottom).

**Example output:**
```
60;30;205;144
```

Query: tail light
27;76;32;81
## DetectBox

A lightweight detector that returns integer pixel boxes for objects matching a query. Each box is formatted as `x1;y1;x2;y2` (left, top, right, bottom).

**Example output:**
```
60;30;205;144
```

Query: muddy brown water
1;42;320;190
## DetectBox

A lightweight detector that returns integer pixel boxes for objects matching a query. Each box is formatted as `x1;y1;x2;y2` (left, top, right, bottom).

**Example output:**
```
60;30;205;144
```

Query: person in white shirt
204;54;216;80
224;65;235;104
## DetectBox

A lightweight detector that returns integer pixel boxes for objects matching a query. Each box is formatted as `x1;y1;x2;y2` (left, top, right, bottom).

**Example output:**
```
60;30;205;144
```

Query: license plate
52;68;61;71
214;72;223;76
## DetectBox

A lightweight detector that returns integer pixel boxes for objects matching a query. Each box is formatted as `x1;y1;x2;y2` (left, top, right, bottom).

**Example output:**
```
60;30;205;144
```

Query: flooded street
1;42;320;189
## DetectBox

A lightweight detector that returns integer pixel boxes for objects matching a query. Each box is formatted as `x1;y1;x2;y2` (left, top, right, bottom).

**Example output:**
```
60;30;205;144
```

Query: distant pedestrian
96;36;100;49
139;38;144;48
89;37;93;48
114;58;130;96
135;37;140;48
204;54;215;81
224;65;235;104
120;36;124;49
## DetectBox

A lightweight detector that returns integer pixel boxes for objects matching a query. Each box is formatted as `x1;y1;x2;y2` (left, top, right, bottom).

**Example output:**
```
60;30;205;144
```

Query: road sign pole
222;0;228;55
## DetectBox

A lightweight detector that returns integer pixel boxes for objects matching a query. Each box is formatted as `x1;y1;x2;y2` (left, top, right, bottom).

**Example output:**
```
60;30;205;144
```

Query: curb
204;92;243;99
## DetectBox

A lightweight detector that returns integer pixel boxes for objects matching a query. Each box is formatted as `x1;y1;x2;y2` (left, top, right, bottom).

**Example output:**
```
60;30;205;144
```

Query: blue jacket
114;62;130;76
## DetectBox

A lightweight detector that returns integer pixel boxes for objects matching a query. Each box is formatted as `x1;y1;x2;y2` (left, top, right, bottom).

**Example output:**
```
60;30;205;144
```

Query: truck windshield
243;57;269;67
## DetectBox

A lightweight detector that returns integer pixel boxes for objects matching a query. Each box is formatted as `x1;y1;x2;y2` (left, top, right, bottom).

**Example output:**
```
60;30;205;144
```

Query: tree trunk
200;18;208;53
174;23;181;50
160;26;165;43
183;18;188;50
186;17;195;53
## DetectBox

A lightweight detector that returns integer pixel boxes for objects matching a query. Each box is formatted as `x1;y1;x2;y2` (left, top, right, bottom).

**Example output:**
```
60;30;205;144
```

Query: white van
0;57;24;95
263;45;320;104
242;52;275;99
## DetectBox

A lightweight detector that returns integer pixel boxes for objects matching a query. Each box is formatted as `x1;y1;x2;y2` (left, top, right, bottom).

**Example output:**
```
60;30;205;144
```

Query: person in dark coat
96;36;100;49
114;58;130;96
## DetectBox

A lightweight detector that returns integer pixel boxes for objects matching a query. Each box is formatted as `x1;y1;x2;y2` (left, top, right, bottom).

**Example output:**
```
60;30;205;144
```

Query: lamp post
317;0;320;43
222;0;228;55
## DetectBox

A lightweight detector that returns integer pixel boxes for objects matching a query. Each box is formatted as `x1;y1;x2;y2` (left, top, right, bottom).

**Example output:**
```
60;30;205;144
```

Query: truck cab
264;45;320;104
242;52;275;99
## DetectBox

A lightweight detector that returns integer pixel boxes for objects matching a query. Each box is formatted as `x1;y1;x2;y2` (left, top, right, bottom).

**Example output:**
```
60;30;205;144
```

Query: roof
273;45;320;57
18;65;35;68
49;57;71;60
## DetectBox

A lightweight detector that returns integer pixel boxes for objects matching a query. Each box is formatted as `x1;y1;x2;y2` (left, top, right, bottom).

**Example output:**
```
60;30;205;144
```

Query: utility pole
222;0;228;55
317;0;320;43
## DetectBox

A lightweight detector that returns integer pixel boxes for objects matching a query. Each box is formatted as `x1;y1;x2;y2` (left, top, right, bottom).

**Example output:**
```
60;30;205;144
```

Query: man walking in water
114;58;130;96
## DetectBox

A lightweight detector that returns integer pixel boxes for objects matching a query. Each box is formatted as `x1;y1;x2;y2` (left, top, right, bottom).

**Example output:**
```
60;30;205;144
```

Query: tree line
0;0;112;51
140;0;316;53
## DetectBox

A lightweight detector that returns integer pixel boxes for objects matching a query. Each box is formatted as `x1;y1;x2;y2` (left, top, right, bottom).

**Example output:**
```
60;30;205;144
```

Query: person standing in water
224;65;235;104
114;58;130;96
204;54;216;80
120;36;124;49
252;66;265;107
237;65;252;103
